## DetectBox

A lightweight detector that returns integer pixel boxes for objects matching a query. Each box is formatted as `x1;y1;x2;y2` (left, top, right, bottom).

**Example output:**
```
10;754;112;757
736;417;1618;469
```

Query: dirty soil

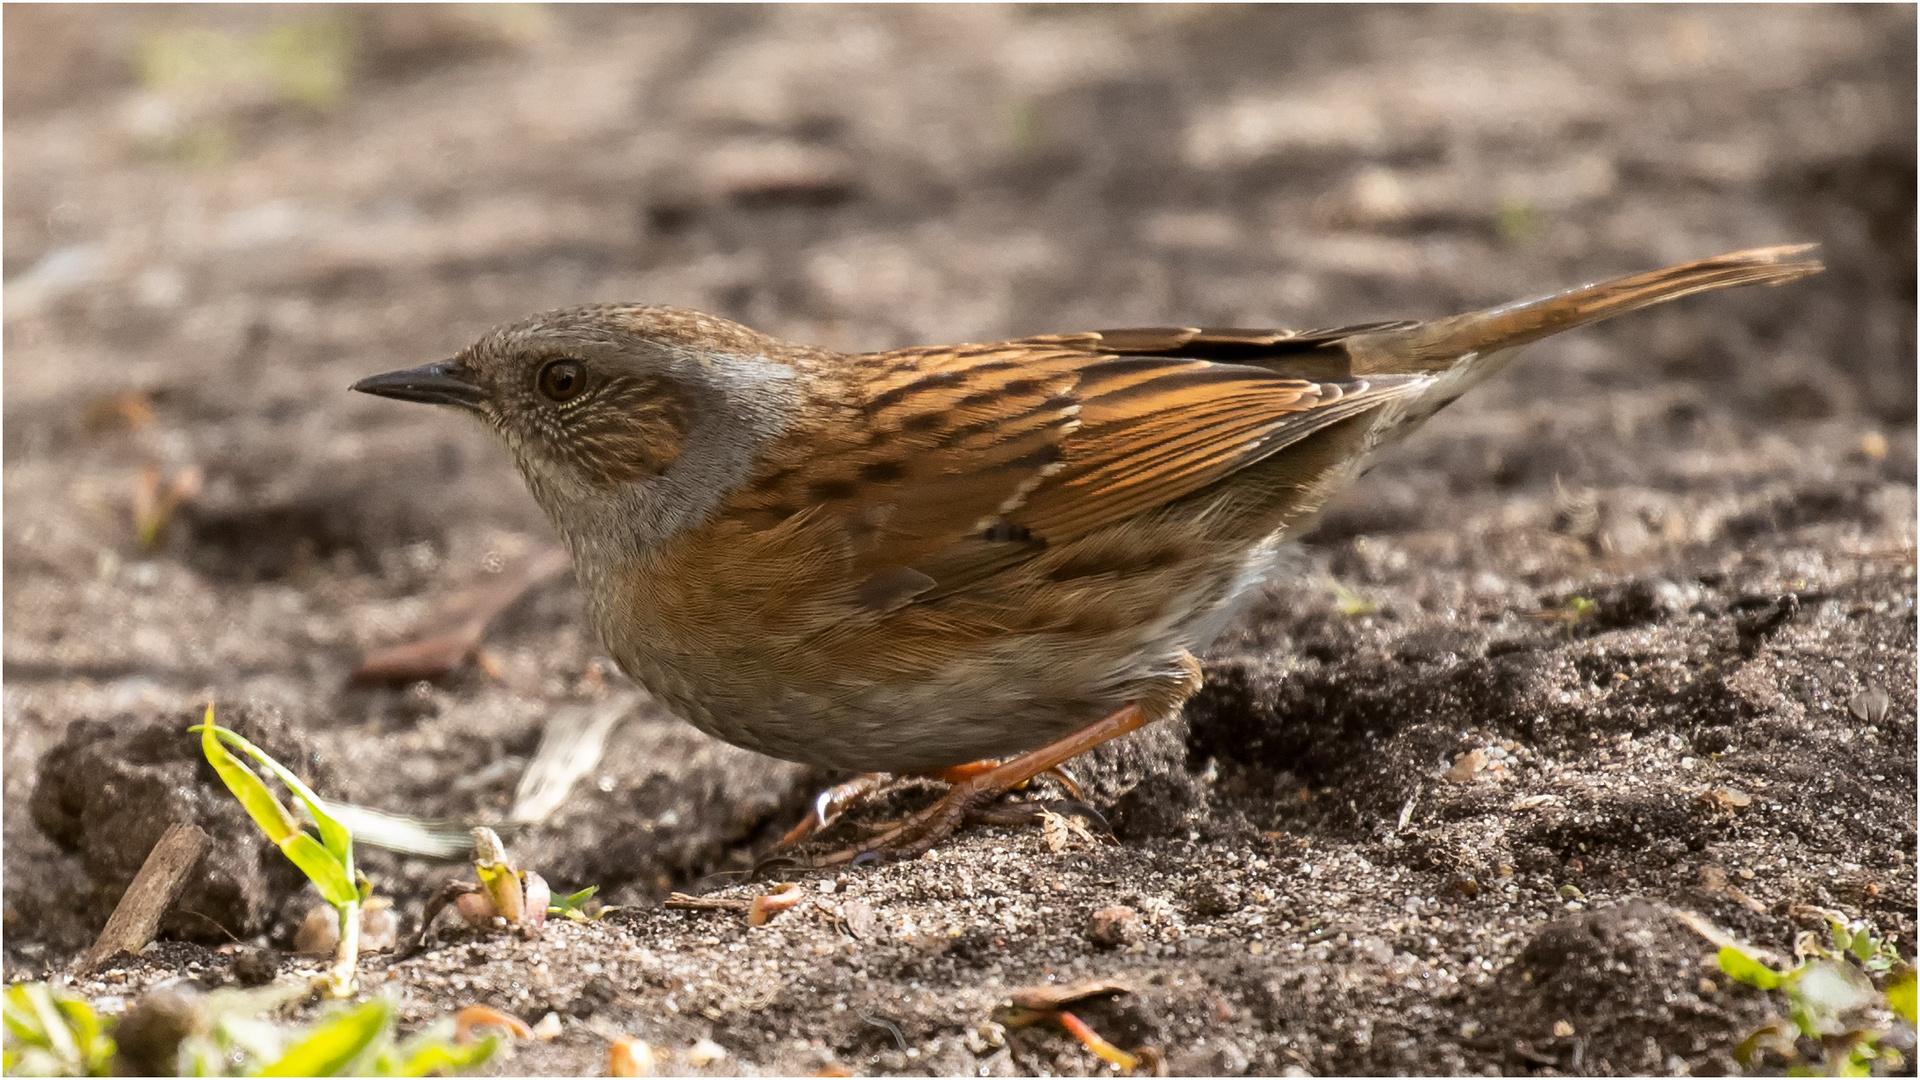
4;5;1915;1076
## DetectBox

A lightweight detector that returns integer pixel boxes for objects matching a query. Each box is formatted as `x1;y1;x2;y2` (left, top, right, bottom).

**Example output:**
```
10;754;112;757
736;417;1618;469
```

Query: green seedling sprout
5;980;497;1076
3;982;115;1076
470;827;528;924
549;885;614;922
1716;914;1914;1076
192;705;363;996
243;994;496;1078
1329;578;1378;617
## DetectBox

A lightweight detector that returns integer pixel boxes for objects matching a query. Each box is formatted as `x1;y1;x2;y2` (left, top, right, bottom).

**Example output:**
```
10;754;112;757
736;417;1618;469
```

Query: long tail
1344;244;1824;374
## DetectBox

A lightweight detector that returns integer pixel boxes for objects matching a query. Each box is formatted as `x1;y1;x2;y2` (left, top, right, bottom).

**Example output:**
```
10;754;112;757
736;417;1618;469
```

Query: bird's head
353;304;802;558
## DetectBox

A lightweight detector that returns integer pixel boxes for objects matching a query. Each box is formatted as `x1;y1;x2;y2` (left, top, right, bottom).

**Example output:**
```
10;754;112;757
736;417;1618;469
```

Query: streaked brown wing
1007;356;1423;543
731;331;1426;606
723;343;1087;604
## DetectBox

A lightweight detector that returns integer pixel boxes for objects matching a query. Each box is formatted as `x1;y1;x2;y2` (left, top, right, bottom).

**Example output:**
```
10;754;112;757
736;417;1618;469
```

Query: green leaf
195;710;358;905
551;885;607;920
1718;945;1783;990
393;1032;497;1077
1886;966;1916;1026
1330;580;1377;617
199;712;353;863
1828;918;1852;957
256;997;392;1077
4;985;48;1047
51;996;111;1074
282;834;359;906
21;983;79;1066
198;716;305;845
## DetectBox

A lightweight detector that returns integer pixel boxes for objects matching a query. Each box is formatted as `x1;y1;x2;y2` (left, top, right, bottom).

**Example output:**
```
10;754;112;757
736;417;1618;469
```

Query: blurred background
5;4;1914;956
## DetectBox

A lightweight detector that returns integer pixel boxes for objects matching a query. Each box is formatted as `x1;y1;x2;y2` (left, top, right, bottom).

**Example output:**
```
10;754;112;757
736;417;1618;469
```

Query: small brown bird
355;245;1821;862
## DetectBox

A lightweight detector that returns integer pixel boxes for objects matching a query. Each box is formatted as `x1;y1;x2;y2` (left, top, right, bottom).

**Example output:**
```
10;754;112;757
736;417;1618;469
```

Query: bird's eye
537;358;586;402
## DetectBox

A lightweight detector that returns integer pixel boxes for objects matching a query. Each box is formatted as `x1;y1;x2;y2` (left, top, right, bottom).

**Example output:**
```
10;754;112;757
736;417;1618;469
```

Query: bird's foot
799;703;1149;868
769;761;1086;862
774;773;890;849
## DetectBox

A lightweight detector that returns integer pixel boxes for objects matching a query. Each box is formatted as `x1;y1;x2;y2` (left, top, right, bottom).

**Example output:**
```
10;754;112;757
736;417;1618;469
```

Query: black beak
351;361;487;412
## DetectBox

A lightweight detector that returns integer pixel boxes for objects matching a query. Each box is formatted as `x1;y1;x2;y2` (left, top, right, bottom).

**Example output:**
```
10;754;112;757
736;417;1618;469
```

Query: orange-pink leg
779;760;1088;851
808;703;1152;867
930;760;1085;800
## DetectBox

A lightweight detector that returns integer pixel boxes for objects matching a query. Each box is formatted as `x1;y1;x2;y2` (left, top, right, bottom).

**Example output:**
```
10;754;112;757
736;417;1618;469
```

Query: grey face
353;305;803;560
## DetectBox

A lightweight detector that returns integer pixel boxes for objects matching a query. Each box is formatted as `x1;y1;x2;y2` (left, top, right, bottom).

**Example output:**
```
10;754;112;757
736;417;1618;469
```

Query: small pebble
1086;905;1144;949
688;1037;728;1067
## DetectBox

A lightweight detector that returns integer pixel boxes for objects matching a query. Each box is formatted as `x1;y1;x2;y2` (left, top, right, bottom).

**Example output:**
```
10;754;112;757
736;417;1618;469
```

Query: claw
777;773;890;848
1045;764;1086;803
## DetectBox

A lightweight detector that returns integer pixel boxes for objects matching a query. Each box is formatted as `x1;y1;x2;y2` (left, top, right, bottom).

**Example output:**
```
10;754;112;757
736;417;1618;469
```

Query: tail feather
1344;244;1824;374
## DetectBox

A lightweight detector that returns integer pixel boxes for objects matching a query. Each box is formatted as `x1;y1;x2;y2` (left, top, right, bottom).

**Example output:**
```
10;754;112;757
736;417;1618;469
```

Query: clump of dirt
4;5;1913;1076
27;705;320;949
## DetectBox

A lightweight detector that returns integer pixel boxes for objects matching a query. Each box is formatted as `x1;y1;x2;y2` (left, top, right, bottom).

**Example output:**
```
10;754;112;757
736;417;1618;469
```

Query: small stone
841;900;876;941
1707;787;1753;810
227;947;277;988
531;1012;563;1040
1086;905;1143;949
1849;685;1891;724
294;905;340;956
359;898;399;952
608;1037;652;1077
687;1037;728;1067
111;984;206;1077
1443;749;1488;783
1185;880;1242;918
1553;1020;1575;1038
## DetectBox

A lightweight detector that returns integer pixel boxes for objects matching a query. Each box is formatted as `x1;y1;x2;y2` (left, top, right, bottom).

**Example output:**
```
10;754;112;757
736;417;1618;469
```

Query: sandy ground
4;5;1915;1076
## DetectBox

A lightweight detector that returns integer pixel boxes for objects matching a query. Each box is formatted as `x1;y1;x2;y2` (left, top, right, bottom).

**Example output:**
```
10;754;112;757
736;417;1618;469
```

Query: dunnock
355;245;1821;862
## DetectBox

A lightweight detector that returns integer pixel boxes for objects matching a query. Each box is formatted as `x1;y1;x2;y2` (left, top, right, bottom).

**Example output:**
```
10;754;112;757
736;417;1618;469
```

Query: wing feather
729;326;1422;603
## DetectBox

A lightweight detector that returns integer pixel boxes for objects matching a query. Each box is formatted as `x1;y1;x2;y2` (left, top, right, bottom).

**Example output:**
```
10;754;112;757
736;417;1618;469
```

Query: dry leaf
748;883;806;926
133;464;202;548
1040;807;1097;852
1007;978;1134;1013
454;1004;532;1043
665;892;751;913
353;546;569;685
1706;787;1753;810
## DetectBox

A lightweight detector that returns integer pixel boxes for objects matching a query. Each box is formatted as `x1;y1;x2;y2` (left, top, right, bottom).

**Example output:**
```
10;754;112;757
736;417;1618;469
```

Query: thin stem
326;900;360;997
